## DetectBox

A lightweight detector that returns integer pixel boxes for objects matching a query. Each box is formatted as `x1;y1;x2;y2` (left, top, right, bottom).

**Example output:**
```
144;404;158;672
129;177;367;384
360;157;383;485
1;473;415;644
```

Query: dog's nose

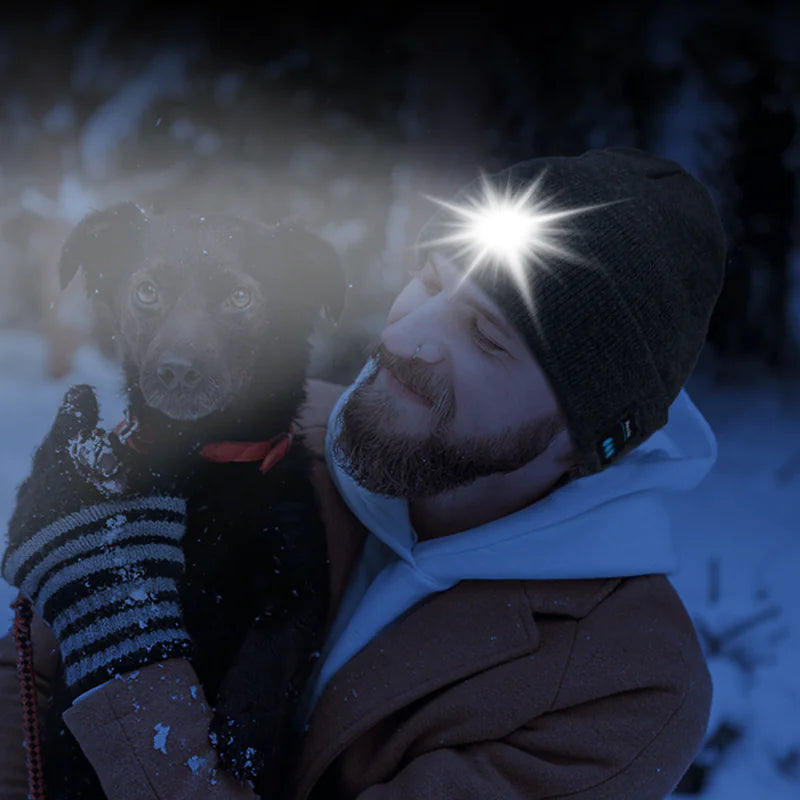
157;358;202;390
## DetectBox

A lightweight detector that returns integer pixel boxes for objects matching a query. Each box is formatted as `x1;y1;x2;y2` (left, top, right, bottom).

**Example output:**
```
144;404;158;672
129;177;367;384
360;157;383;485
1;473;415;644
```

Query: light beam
422;172;619;311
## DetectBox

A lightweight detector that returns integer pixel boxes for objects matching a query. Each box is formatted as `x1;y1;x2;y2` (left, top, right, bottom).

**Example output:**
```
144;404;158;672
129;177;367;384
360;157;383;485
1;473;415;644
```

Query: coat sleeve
1;618;258;800
62;658;261;800
0;611;59;800
355;576;711;800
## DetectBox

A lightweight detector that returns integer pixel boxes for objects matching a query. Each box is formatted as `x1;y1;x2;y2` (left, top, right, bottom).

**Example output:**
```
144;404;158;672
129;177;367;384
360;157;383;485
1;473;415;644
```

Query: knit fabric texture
3;495;191;698
418;147;726;474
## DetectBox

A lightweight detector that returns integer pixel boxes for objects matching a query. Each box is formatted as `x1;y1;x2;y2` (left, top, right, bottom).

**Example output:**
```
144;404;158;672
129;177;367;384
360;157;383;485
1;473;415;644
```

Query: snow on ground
666;366;800;798
0;330;797;798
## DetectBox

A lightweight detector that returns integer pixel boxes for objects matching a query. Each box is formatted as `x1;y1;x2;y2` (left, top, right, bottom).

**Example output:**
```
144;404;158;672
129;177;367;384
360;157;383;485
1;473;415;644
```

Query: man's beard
332;342;567;498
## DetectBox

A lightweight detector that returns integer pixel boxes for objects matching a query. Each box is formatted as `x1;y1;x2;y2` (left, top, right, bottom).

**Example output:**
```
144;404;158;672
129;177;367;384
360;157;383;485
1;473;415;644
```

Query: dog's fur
46;202;345;798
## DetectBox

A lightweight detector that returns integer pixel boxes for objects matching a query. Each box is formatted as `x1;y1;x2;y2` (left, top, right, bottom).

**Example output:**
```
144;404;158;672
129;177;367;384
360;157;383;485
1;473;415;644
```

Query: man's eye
227;288;252;309
472;321;504;354
134;280;159;306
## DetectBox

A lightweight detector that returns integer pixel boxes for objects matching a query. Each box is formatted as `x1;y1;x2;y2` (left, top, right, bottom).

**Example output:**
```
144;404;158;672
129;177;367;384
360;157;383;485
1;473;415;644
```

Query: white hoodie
296;370;717;726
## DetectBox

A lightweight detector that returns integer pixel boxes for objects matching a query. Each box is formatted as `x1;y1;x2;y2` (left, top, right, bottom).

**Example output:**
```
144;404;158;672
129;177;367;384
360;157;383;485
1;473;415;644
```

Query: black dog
44;201;344;798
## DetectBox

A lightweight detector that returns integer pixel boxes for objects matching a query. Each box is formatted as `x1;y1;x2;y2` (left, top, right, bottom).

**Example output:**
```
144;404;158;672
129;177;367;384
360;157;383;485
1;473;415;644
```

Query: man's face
333;250;571;497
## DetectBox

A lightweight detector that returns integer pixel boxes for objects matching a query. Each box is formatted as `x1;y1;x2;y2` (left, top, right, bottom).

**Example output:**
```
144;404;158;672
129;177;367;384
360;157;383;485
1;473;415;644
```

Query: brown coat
0;380;711;800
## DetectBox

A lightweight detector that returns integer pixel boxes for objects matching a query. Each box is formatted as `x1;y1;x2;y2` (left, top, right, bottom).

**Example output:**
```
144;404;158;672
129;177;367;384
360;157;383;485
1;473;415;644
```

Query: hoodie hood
297;366;717;725
327;364;717;581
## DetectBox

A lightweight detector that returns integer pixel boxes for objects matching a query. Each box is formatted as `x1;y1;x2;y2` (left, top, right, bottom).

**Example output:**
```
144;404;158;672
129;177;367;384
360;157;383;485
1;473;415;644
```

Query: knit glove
1;384;192;700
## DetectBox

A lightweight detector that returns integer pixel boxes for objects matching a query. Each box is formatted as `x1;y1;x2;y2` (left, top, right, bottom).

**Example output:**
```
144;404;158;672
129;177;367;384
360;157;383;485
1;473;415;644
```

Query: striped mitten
1;385;192;700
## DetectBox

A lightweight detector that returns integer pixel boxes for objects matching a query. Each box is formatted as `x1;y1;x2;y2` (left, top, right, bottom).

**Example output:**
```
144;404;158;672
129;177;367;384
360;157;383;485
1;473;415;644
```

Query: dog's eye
227;288;252;309
135;280;159;306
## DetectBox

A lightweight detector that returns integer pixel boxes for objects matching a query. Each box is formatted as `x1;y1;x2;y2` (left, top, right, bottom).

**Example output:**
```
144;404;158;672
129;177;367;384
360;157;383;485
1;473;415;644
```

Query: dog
44;201;345;798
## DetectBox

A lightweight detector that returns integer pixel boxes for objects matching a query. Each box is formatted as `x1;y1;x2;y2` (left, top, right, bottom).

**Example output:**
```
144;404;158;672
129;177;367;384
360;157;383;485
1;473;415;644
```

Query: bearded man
1;147;723;799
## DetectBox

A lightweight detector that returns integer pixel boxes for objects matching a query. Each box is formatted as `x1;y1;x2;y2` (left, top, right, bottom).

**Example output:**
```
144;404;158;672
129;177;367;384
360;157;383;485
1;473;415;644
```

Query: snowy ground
0;329;798;798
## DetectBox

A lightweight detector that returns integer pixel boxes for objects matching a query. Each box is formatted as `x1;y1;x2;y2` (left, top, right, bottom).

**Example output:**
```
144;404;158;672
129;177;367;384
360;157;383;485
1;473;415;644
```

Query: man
1;147;723;799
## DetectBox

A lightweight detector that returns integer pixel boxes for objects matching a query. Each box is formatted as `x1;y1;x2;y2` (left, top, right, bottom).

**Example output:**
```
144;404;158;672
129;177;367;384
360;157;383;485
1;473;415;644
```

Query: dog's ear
59;202;149;292
279;225;347;324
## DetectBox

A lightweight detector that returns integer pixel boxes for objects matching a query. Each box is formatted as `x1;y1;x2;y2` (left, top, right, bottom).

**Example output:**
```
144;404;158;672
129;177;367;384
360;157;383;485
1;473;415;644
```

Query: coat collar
291;575;620;800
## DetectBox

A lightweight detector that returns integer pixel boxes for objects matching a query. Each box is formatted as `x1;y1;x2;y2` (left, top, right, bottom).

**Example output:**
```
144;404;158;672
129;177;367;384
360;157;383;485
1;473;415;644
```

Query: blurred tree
682;7;799;374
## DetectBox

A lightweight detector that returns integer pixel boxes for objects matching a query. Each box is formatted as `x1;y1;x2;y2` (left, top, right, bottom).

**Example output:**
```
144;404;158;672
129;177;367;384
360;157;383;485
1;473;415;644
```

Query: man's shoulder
520;573;691;622
439;575;708;715
519;576;624;619
529;574;709;706
520;574;700;650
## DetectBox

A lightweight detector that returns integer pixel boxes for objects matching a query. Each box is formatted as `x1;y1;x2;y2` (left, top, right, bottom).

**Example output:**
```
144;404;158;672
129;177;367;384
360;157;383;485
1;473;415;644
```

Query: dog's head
60;202;345;426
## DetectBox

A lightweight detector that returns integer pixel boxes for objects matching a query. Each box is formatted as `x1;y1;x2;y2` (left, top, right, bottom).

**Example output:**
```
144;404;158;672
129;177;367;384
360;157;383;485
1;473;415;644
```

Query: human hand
1;384;191;699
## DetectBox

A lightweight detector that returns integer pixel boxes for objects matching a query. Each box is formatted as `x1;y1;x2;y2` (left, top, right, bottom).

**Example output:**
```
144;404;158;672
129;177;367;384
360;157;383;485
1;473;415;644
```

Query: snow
153;721;170;754
185;753;209;776
0;330;797;797
665;366;800;799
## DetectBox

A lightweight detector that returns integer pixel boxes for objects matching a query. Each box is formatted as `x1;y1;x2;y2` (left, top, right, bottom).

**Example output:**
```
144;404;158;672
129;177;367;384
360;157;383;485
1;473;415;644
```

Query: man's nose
380;301;448;364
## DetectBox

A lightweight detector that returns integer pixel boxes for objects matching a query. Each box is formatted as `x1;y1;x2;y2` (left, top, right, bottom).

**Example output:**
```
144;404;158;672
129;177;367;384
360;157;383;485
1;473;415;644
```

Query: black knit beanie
417;147;726;476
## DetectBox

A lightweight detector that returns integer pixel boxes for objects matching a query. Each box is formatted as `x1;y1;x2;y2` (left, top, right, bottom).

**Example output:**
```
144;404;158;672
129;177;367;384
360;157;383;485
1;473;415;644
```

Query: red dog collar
113;413;294;474
199;428;295;474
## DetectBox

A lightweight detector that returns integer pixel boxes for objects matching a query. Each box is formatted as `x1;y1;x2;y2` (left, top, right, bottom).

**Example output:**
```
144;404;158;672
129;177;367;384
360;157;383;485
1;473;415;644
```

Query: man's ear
278;224;347;324
59;202;149;293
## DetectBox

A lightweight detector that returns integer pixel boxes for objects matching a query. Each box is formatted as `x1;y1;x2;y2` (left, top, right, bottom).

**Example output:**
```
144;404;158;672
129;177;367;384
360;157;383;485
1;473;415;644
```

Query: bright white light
422;173;615;311
471;204;541;263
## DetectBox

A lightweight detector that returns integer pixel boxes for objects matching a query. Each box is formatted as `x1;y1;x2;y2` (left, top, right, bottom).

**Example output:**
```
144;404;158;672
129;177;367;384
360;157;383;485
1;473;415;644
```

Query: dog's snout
157;357;202;390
